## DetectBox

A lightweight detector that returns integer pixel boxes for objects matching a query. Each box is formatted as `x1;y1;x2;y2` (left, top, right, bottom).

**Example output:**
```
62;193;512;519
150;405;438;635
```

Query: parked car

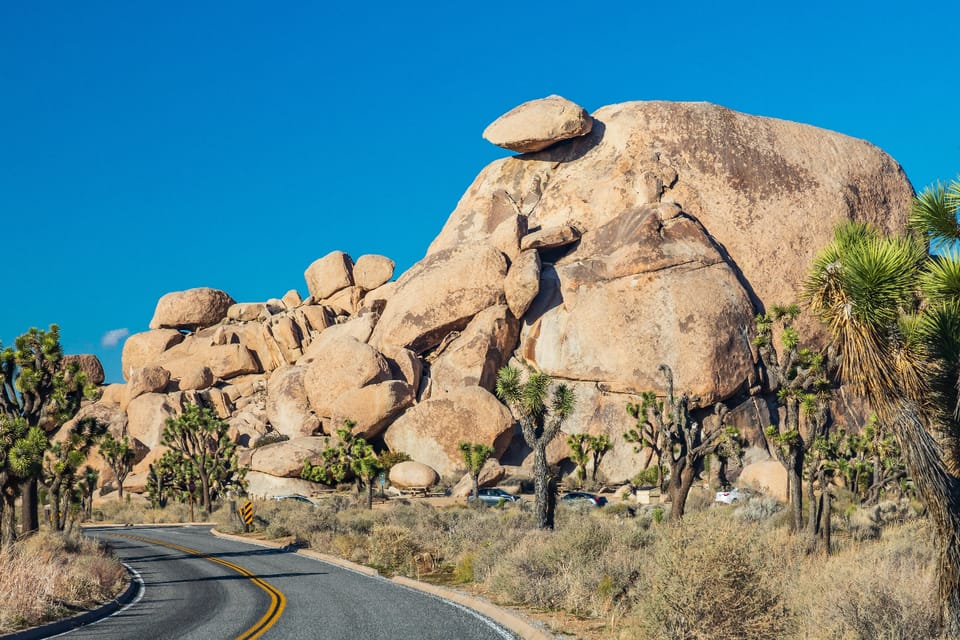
466;487;522;506
271;494;319;507
714;487;745;504
560;491;608;508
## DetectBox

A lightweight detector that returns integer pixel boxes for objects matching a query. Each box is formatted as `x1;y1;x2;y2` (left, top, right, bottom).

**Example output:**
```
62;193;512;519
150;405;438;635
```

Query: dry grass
112;492;945;639
0;531;126;633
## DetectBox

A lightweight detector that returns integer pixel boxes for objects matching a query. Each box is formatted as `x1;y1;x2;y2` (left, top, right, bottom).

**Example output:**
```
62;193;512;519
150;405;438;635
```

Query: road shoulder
209;527;554;640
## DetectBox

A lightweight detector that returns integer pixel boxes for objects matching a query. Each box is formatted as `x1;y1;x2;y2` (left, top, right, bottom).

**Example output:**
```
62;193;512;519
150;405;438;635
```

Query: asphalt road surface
73;526;516;640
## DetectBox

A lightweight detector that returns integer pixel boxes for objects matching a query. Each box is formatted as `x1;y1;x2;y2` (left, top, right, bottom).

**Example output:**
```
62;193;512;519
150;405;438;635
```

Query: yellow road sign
239;500;254;526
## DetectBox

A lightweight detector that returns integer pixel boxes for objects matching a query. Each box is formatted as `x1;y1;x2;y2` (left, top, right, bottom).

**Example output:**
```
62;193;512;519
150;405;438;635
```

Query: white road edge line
389;580;516;640
49;563;145;638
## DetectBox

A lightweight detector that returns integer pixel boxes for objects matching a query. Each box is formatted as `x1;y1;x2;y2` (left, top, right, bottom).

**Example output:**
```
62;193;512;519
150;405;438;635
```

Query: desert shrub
628;510;795;640
683;487;715;514
252;431;289;448
0;531;125;633
368;524;420;575
92;498;195;524
791;520;939;640
847;505;882;541
486;516;643;617
735;495;784;522
378;450;411;472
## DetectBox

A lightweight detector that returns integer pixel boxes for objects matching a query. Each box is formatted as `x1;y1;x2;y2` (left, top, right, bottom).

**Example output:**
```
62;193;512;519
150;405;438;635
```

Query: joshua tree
459;442;494;502
162;403;243;514
0;416;45;545
804;209;960;631
77;466;98;520
43;416;105;530
0;326;95;536
302;422;382;509
566;434;590;488
495;366;575;530
587;434;611;482
626;364;738;522
754;304;834;532
99;432;136;499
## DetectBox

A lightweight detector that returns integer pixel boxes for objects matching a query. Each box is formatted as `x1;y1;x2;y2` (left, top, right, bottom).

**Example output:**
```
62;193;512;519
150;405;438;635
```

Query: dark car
466;487;522;506
560;491;608;508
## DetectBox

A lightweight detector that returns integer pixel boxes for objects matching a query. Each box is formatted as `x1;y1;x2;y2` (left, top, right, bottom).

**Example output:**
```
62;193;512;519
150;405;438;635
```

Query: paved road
74;526;515;640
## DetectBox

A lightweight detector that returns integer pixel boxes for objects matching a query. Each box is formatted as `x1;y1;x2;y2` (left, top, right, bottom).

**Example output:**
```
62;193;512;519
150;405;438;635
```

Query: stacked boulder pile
75;95;914;499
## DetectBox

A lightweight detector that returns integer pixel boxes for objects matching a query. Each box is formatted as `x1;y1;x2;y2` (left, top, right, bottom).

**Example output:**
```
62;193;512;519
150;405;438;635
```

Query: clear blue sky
2;1;958;383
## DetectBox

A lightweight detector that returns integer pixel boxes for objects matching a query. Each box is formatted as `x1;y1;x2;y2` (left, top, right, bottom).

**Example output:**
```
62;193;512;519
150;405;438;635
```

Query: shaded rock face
62;354;105;386
83;99;913;499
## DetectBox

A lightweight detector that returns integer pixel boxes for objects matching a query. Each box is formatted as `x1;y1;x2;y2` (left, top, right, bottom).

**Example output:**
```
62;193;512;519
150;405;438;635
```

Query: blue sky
2;1;958;383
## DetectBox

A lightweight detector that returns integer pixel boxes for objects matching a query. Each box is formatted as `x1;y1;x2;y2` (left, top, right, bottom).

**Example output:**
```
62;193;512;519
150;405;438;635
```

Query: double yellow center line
119;534;286;640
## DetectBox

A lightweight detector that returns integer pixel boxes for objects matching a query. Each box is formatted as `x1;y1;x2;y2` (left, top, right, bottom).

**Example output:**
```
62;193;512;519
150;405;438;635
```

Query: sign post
239;500;254;532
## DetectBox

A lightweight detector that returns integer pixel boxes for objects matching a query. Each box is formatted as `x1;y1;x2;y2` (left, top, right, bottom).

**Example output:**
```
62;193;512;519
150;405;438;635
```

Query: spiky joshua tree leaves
0;325;95;538
99;432;136;499
626;364;739;522
302;421;383;509
566;434;611;488
754;304;834;534
43;416;106;531
162;403;245;515
495;366;575;530
459;442;494;502
804;212;960;632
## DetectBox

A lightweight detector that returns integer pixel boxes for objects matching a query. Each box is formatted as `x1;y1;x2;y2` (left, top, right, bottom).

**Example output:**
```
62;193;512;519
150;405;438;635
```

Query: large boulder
353;254;395;291
304;251;354;300
739;459;788;501
482;95;593;153
383;386;515;476
428;304;518;395
248;436;330;478
519;205;757;404
245;471;322;499
149;287;235;331
122;366;171;410
158;343;261;382
265;365;321;439
433;100;911;326
503;250;540;318
370;245;508;355
389;461;439;489
427;102;912;404
302;336;392;417
125;392;183;449
328;381;413;439
121;330;185;381
62;354;105;385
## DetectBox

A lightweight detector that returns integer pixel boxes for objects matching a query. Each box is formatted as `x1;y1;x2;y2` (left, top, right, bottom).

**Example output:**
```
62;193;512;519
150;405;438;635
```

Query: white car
714;487;745;504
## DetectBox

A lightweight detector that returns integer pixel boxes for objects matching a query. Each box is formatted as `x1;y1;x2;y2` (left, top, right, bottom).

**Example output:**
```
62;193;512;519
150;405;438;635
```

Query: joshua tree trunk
367;480;374;510
788;449;804;532
532;442;552;529
890;401;960;634
668;462;697;522
818;485;831;555
21;478;38;536
1;490;16;546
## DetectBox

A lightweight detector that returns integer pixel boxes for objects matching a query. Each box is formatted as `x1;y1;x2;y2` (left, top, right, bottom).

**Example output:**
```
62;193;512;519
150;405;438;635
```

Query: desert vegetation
0;530;126;633
203;487;937;639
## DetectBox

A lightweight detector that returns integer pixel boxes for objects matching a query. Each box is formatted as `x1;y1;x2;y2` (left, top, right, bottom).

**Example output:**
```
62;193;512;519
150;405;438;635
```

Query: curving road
73;526;515;640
